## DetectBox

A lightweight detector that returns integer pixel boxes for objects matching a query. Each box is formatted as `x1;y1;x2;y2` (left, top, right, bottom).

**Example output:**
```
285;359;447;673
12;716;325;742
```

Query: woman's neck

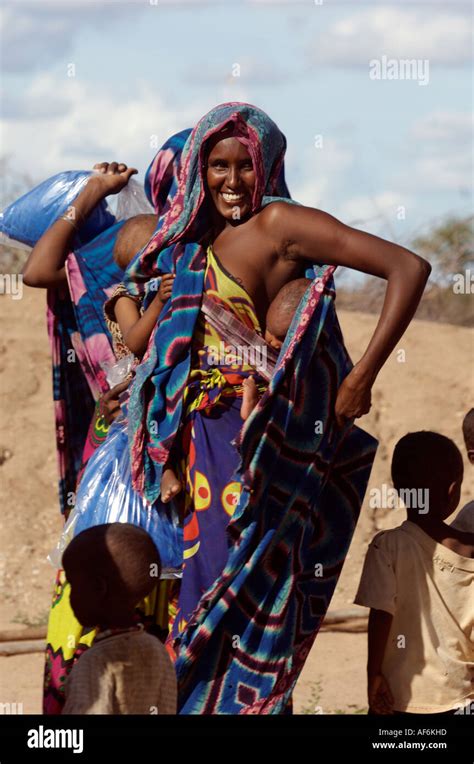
208;206;251;241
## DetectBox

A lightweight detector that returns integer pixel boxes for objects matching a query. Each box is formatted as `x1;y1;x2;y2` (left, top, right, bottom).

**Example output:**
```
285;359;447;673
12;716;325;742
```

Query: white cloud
0;5;71;71
404;111;473;193
1;74;71;119
410;155;472;194
249;0;453;4
3;0;212;6
0;2;146;72
309;7;472;67
410;111;473;143
1;74;199;181
0;0;231;72
289;137;354;207
336;191;412;230
180;57;290;87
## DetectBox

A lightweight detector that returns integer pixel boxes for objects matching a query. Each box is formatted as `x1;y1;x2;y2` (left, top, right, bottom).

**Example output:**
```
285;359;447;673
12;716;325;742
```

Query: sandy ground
0;287;472;714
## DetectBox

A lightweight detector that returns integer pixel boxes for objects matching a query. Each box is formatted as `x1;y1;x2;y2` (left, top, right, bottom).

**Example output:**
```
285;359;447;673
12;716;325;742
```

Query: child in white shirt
355;431;474;715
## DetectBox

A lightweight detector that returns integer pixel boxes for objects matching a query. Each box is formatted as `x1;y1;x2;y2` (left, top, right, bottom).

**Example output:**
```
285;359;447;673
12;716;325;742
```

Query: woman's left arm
262;202;432;425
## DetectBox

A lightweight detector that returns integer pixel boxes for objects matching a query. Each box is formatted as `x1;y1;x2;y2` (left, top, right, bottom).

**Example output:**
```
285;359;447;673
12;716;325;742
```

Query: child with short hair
355;431;474;715
62;523;177;715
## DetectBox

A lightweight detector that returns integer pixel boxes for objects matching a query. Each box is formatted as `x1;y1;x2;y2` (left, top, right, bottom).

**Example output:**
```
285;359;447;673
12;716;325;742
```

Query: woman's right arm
22;162;137;289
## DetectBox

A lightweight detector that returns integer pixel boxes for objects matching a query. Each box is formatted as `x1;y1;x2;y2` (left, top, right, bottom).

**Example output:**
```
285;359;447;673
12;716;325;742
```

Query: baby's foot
161;468;182;503
240;376;260;421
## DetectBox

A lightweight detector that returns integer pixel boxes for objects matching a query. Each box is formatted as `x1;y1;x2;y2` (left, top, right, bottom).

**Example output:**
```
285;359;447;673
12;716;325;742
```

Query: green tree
412;215;474;282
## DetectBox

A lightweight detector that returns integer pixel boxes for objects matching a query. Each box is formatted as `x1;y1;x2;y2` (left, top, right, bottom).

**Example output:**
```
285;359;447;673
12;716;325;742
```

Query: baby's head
462;408;474;465
391;431;464;522
113;214;158;271
265;278;313;350
62;523;161;628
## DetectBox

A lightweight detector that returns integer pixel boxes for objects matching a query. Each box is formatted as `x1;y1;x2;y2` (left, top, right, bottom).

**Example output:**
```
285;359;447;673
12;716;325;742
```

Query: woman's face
205;136;256;223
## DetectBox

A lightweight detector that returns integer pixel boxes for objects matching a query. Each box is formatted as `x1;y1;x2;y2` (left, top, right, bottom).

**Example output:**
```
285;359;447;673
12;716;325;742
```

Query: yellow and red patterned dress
169;244;268;642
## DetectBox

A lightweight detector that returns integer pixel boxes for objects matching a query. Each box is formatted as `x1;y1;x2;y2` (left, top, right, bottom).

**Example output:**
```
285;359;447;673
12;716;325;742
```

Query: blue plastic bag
49;415;183;578
0;171;115;247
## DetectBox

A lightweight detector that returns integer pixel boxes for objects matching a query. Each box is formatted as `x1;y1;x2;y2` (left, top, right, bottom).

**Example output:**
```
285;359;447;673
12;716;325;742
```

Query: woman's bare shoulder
255;200;320;258
257;200;325;233
258;199;297;222
253;201;290;242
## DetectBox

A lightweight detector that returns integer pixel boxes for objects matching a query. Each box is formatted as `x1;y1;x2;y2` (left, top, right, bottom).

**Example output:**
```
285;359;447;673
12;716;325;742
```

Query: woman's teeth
221;192;245;203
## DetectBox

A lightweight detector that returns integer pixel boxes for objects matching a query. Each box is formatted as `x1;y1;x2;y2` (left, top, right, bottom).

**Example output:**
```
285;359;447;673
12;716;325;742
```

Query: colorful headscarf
126;102;291;292
144;128;192;215
124;102;298;502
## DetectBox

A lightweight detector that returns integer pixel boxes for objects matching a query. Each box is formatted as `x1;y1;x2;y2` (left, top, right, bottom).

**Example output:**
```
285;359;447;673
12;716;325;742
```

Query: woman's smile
221;191;246;204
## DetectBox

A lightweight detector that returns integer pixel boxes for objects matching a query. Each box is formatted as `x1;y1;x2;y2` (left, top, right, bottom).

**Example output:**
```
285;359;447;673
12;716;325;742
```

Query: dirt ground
0;287;472;714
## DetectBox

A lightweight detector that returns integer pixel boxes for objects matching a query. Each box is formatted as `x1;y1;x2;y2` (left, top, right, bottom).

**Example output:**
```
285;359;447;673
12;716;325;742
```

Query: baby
161;277;312;502
62;523;177;714
240;277;312;419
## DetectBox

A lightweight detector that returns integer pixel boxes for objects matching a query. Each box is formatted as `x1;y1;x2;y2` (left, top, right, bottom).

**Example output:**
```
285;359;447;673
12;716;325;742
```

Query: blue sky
1;0;472;250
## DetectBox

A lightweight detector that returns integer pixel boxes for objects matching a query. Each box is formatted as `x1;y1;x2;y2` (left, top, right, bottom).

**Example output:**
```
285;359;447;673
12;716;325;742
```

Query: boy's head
264;278;313;350
62;523;161;628
113;214;158;271
391;431;464;522
462;408;474;465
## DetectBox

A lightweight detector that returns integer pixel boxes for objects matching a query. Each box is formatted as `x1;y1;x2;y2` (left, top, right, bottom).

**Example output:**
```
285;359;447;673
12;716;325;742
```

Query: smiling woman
119;101;430;714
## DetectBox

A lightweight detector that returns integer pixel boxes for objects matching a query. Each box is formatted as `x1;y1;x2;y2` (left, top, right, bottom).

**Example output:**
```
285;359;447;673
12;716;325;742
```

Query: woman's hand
158;273;175;302
90;162;138;196
22;161;138;290
334;364;373;427
99;378;131;425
